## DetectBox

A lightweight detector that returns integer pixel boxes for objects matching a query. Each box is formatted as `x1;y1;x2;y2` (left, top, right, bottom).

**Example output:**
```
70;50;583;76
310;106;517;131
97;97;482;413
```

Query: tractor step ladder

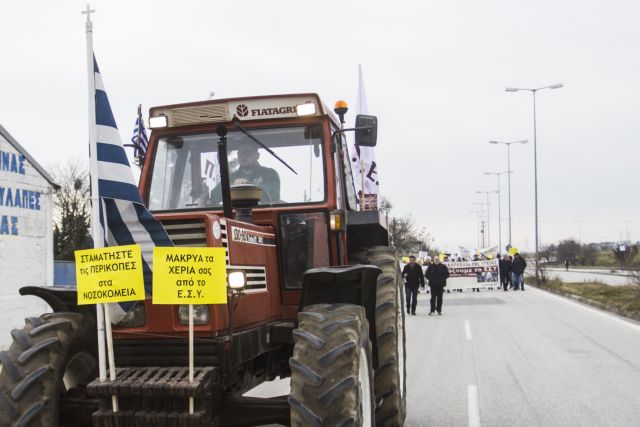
88;366;218;427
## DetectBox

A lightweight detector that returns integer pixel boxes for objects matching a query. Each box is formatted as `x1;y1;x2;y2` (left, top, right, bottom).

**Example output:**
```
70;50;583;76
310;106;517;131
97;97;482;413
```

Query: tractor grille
113;338;222;367
220;219;230;265
228;266;267;293
170;104;229;126
161;219;207;247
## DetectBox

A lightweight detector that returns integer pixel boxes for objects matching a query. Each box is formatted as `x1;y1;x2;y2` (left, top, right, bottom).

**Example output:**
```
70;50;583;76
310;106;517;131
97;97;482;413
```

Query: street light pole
489;140;527;250
473;202;486;247
476;191;493;248
484;172;507;254
506;83;563;284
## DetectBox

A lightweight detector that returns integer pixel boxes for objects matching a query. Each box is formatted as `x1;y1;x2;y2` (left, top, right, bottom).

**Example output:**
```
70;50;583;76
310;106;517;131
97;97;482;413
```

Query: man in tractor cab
208;144;281;205
230;144;280;203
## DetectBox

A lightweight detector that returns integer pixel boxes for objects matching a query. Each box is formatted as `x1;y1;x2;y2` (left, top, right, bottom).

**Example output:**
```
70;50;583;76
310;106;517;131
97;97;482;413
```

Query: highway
405;287;640;426
251;287;640;427
251;285;640;426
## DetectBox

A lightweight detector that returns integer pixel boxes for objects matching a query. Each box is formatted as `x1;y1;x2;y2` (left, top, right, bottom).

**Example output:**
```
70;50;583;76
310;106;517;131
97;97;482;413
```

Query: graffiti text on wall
0;150;26;175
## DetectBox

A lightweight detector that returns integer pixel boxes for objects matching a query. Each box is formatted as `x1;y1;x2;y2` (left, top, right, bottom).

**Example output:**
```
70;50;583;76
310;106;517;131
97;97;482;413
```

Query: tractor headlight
178;305;210;325
116;303;146;328
296;102;317;117
228;271;247;290
149;115;168;129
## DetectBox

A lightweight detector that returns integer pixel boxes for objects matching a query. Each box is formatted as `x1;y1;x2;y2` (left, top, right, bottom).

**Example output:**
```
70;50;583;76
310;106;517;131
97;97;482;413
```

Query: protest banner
152;247;227;305
444;259;500;291
75;245;145;305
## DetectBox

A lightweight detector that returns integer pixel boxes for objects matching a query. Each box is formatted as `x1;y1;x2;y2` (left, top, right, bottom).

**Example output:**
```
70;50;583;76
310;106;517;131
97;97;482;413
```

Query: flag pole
136;104;143;167
357;64;368;211
83;2;106;385
104;304;119;411
360;159;365;210
189;304;194;414
83;4;118;412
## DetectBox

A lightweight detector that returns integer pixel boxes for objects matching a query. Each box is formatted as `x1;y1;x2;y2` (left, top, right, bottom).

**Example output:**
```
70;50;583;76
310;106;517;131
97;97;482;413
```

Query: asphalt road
250;287;640;426
544;268;632;286
405;287;640;426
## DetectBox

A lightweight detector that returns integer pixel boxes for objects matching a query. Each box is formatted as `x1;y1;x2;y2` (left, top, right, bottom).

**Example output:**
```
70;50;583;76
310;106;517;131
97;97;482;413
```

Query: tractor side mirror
355;115;378;147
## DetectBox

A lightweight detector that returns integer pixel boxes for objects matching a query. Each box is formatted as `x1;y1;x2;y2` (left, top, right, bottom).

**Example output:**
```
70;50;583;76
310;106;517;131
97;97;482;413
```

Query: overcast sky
2;0;639;253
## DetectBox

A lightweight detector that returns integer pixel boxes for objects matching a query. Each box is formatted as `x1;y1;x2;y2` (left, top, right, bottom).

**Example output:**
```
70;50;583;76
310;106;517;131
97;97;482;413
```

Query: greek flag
93;55;173;320
131;104;149;163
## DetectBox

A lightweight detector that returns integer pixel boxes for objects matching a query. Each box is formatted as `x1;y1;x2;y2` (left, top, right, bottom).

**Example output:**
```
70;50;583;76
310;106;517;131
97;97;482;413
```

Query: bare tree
380;196;392;216
385;200;433;255
627;265;640;287
51;161;91;260
613;244;638;271
556;239;581;265
539;244;556;264
579;243;599;266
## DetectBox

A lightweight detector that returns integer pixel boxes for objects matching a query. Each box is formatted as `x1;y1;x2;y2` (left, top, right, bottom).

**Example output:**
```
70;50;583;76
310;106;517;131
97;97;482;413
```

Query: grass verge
527;277;640;321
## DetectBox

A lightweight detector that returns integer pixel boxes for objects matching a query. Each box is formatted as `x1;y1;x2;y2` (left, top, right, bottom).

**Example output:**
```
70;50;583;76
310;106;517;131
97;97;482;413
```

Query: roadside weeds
526;277;640;323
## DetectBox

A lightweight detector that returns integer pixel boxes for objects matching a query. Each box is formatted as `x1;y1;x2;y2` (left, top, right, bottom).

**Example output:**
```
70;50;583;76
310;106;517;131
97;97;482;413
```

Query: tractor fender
299;265;382;365
19;286;95;318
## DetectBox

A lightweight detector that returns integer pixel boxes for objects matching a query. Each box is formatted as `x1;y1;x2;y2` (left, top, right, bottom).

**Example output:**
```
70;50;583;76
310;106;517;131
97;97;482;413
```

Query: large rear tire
289;304;375;427
350;246;407;426
0;312;98;427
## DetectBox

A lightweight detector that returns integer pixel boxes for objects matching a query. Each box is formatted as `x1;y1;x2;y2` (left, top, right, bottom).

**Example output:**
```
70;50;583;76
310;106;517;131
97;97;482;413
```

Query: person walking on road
565;259;570;271
425;256;449;315
511;252;527;291
499;253;512;291
402;255;425;315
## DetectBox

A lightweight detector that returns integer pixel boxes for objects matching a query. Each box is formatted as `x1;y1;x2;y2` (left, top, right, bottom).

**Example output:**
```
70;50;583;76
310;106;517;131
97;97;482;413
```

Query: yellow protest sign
152;247;227;305
75;245;145;305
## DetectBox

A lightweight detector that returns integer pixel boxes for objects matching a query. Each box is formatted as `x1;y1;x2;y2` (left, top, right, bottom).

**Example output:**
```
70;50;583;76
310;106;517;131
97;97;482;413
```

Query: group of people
401;256;450;316
498;252;527;291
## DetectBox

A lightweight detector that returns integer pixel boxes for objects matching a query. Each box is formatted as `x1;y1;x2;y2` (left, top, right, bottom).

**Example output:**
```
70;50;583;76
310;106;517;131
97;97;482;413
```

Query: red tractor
0;94;406;426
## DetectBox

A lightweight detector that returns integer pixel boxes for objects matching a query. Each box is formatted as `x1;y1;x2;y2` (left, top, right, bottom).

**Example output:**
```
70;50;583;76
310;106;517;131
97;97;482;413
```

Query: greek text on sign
231;226;275;246
152;247;227;305
75;245;145;304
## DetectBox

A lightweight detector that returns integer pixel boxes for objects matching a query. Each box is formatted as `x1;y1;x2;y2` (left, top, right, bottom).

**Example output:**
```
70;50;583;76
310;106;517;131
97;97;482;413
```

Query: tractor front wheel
289;304;375;427
350;246;407;426
0;312;98;427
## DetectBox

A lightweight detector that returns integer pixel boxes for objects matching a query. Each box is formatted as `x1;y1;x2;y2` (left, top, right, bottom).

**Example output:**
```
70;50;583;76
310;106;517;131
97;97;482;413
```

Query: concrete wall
0;134;52;349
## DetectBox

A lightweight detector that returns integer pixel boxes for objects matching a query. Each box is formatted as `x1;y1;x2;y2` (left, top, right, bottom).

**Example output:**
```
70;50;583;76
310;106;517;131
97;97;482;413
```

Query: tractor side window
279;212;330;289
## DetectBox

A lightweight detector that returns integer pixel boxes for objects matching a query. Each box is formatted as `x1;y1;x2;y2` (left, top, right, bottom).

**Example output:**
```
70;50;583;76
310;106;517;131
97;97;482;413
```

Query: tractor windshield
148;125;325;211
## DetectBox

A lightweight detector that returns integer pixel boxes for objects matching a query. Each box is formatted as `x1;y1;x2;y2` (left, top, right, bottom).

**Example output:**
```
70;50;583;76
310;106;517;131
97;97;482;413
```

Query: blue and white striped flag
131;104;149;163
93;55;173;320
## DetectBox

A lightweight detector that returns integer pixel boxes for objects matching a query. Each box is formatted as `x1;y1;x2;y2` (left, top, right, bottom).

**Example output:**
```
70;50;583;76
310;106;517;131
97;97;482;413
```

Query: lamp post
484;171;507;254
506;83;563;283
473;202;486;247
476;191;493;248
489;140;527;250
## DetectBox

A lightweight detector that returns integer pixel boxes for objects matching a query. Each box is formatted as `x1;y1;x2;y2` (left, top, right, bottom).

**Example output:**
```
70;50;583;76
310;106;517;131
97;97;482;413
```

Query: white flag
347;64;380;210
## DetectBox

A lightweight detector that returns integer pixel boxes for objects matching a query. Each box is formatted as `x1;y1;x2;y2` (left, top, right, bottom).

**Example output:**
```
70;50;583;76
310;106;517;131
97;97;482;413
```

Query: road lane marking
467;385;480;427
531;287;640;333
465;320;472;340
